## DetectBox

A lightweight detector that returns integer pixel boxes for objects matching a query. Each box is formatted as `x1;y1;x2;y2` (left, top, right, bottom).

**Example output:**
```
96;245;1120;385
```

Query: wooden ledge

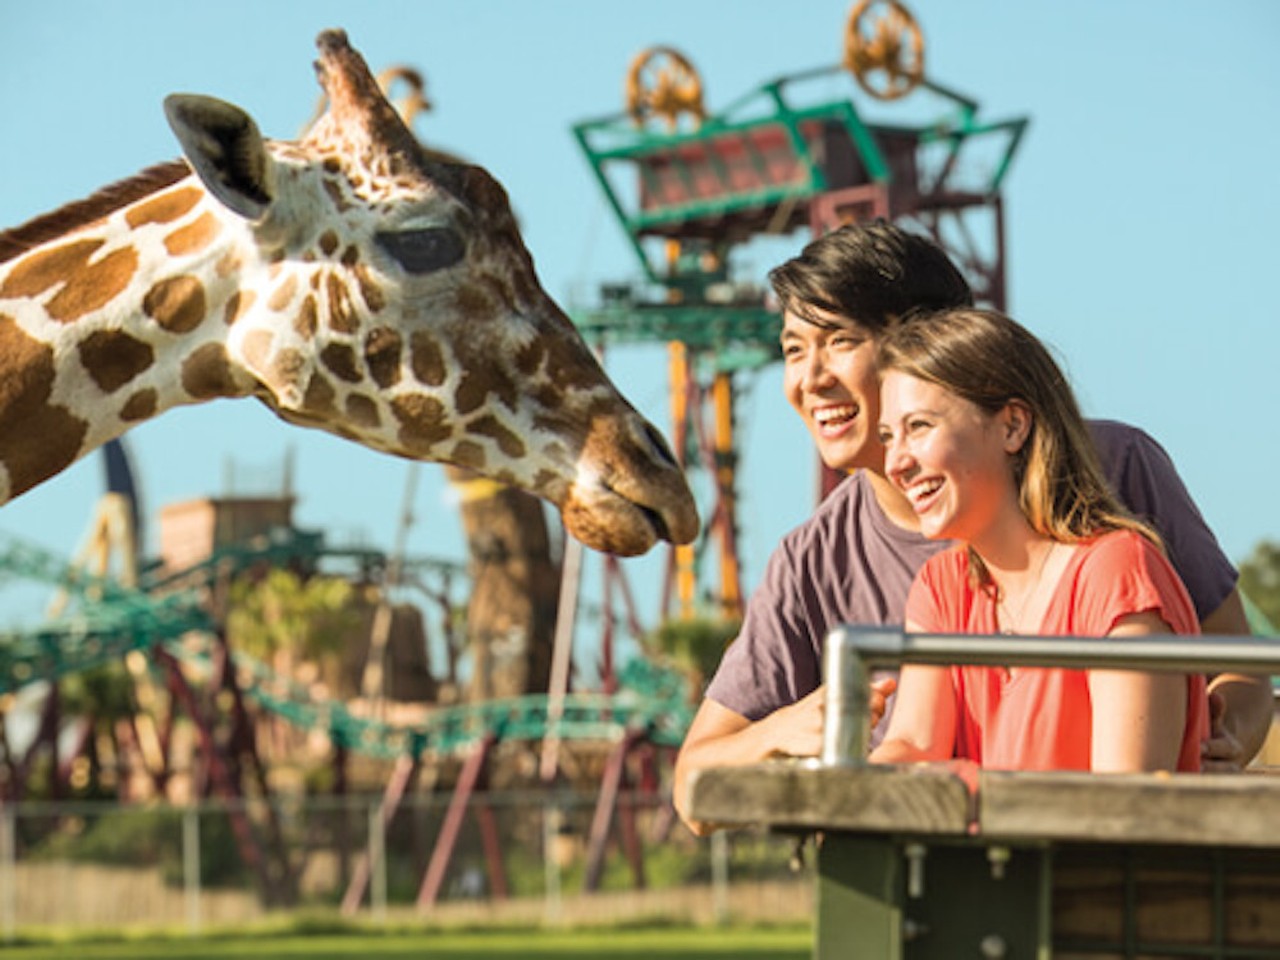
688;762;1280;848
685;759;974;834
977;769;1280;847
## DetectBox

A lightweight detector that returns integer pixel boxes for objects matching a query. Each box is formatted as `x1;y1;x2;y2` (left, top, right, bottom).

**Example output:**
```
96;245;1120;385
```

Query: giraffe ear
164;94;274;222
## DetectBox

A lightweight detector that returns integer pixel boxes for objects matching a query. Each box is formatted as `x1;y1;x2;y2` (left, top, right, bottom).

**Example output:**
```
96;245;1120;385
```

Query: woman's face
878;369;1025;543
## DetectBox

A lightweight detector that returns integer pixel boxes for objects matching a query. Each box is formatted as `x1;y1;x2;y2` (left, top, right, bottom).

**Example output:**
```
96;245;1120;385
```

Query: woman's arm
1088;610;1189;772
869;624;957;764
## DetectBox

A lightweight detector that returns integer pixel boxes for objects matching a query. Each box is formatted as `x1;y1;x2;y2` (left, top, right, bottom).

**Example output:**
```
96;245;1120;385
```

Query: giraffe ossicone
0;29;698;557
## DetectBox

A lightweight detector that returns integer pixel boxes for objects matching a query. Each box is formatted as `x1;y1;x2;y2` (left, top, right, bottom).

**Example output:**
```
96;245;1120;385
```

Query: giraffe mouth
627;493;673;545
560;473;698;557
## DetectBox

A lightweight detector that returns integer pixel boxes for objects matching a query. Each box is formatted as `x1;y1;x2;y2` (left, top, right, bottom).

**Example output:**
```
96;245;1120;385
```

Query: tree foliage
225;568;362;662
1239;539;1280;633
646;616;741;695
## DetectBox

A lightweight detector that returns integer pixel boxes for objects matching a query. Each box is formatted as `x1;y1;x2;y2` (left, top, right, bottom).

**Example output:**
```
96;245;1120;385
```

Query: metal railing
822;626;1280;764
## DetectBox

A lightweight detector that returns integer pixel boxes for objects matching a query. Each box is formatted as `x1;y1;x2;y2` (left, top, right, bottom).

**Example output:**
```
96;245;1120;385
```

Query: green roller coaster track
0;529;694;756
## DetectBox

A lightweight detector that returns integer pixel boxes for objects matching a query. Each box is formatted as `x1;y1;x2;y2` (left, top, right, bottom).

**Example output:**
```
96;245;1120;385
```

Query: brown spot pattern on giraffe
468;414;527;459
181;343;240;400
320;342;361;383
0;239;138;322
322;179;350;212
143;275;206;333
318;230;340;256
224;289;254;326
344;393;380;427
120;389;158;422
215;250;240;278
454;365;518;416
241;329;273;374
409;331;446;386
271;348;307;391
515;340;546;377
325;272;358;333
76;330;154;393
449;439;487;471
3;238;100;298
268;274;298;313
391;394;452;452
294;294;318;337
163;211;220;257
46;247;139;323
0;315;87;496
124;185;202;228
352;263;385;312
302;372;337;415
364;327;401;388
454;284;499;324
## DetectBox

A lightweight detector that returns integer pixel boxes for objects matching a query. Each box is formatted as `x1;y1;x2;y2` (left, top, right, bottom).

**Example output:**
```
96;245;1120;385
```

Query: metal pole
369;800;387;924
1;805;14;944
821;625;1280;766
710;829;730;926
835;626;1280;675
543;804;562;926
821;628;892;765
183;805;201;936
540;535;583;783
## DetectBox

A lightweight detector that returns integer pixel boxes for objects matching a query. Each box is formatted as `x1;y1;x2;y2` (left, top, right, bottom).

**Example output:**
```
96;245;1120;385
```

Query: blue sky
1;2;1278;646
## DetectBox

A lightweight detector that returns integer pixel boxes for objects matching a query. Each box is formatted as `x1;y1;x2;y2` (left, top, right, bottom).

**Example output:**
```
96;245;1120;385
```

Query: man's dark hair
767;220;974;332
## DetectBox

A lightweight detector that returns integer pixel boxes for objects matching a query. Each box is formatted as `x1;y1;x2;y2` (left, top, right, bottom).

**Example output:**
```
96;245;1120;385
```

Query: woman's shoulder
1067;528;1197;633
1076;528;1164;570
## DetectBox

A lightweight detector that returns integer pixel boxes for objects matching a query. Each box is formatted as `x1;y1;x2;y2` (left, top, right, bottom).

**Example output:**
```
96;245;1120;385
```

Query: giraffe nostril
640;503;672;543
642;422;678;470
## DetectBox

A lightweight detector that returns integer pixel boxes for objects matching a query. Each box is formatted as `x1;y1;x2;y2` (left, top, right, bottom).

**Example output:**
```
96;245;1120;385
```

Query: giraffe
0;29;698;557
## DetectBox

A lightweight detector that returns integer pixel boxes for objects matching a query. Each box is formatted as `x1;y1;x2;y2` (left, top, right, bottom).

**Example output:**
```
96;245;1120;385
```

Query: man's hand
870;675;898;730
767;676;899;760
767;685;826;758
1202;689;1248;772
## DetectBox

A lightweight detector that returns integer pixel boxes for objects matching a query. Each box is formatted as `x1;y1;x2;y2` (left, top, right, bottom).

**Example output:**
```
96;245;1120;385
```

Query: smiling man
672;220;1272;835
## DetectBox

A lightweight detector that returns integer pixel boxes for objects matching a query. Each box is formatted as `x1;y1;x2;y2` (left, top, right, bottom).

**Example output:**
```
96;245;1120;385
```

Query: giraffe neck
0;172;255;503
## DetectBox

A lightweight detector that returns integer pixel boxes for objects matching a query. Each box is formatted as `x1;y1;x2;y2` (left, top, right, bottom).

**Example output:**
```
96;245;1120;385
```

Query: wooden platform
685;762;1280;958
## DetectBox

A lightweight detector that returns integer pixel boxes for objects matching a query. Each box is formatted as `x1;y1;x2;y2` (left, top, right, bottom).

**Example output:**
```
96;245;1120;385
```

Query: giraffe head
159;30;697;556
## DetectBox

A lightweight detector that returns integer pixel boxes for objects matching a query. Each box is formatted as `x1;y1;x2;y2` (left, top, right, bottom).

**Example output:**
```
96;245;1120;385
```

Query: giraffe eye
376;227;465;274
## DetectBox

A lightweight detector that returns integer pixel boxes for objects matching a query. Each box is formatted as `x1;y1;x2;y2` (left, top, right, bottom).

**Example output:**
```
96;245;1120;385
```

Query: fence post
183;805;201;936
1;805;14;943
543;803;562;925
369;800;387;924
710;829;730;925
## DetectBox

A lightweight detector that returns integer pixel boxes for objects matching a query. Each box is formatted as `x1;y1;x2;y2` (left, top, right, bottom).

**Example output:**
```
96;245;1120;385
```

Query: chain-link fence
0;791;812;939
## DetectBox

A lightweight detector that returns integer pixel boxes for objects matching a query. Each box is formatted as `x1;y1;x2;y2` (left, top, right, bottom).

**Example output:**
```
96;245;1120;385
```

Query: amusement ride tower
571;0;1029;622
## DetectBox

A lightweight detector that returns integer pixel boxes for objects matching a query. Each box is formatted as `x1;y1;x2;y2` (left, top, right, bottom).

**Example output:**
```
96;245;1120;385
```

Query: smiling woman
871;306;1209;774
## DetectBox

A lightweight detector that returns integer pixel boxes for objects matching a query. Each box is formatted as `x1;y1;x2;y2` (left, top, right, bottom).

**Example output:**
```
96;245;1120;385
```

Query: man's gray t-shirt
705;419;1238;724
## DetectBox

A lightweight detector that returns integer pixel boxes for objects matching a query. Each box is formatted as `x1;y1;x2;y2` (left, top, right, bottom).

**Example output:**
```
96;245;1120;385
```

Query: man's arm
1094;422;1273;768
674;678;898;834
673;690;824;836
1200;588;1275;770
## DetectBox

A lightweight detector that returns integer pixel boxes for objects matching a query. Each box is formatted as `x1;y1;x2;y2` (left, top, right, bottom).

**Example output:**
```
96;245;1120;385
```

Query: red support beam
340;750;420;915
155;647;273;902
473;798;509;900
584;729;645;892
215;634;295;900
417;733;496;908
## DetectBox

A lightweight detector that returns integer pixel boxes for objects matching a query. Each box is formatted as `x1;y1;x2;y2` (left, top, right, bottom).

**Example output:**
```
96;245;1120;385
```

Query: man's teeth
814;405;856;425
909;478;943;502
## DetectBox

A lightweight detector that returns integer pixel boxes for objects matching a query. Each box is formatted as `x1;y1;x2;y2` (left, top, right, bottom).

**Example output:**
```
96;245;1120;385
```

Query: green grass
0;924;811;959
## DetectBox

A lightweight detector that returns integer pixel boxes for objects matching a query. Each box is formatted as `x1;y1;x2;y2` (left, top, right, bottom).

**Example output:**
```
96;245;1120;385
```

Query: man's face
781;308;885;474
